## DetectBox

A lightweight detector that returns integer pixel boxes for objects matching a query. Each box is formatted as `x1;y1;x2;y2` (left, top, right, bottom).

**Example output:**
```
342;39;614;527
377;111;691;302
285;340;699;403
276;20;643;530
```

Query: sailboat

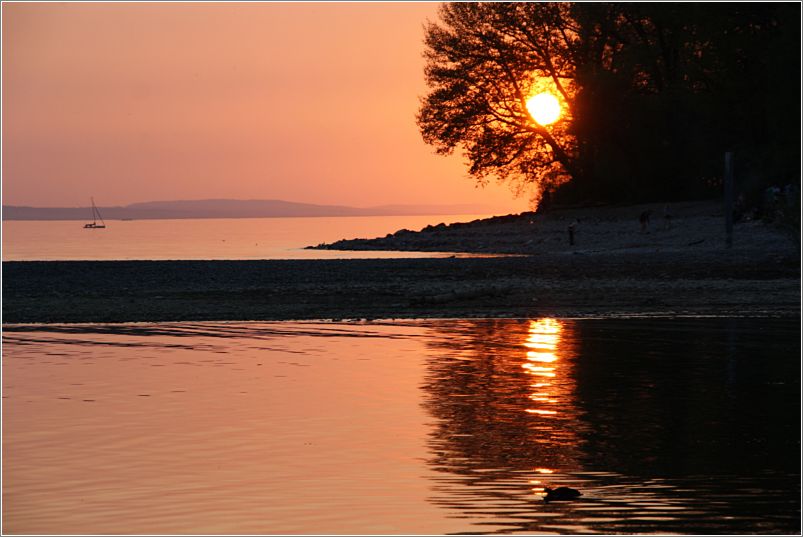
84;197;106;229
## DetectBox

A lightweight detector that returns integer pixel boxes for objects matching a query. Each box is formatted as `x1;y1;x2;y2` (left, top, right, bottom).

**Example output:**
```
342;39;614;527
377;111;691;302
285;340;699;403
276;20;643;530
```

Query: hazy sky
2;2;530;211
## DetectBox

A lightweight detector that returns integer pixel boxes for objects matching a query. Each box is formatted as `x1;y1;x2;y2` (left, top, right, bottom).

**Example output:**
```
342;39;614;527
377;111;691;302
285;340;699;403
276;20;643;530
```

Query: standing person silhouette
639;210;651;233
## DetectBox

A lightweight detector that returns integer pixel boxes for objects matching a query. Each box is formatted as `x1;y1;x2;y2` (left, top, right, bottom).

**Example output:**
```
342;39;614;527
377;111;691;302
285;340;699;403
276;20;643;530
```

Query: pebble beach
3;201;799;323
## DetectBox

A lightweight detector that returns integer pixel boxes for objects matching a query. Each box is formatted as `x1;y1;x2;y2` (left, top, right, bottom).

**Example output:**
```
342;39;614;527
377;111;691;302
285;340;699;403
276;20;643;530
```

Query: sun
526;92;561;125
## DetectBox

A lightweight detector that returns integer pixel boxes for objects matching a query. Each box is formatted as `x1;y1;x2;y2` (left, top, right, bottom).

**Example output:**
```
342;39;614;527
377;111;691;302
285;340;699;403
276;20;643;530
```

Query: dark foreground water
3;318;800;534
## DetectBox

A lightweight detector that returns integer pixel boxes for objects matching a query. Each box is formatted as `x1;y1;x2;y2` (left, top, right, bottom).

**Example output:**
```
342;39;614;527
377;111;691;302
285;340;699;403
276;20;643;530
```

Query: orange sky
2;2;530;212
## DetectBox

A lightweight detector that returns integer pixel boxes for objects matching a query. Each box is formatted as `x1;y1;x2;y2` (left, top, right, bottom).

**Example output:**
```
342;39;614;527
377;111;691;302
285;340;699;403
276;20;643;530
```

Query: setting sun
526;92;561;125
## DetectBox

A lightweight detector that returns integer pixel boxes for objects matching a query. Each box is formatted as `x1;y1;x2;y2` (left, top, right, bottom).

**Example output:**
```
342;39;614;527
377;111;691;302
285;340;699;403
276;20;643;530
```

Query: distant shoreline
2;198;510;221
2;213;495;222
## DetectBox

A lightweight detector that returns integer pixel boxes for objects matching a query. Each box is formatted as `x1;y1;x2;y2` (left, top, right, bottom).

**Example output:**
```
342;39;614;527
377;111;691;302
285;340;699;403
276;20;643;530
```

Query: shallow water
2;318;800;534
2;214;491;261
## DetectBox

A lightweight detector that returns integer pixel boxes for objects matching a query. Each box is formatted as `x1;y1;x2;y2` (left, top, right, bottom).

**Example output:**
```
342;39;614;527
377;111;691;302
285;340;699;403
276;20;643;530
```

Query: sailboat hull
84;197;107;229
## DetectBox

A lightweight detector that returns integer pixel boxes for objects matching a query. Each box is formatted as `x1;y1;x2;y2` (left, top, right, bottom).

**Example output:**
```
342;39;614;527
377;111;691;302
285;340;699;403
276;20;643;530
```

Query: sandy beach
3;201;799;323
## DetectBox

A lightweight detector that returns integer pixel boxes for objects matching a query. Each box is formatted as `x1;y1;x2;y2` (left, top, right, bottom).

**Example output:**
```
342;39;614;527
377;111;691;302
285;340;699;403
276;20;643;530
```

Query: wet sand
3;201;799;323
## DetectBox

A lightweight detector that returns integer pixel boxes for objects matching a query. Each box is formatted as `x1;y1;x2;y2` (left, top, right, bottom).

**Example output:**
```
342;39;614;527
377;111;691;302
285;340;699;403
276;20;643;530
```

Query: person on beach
663;205;672;230
568;220;577;245
639;210;651;233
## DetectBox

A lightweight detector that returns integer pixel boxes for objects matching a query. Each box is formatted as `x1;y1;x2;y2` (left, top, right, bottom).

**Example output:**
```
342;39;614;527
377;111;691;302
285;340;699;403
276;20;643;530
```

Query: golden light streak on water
526;409;558;415
526;351;558;362
522;319;563;415
525;333;558;347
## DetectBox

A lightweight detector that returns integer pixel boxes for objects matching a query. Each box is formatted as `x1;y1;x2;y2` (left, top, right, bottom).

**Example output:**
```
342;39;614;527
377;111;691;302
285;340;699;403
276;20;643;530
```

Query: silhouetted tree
419;2;800;207
417;3;582;205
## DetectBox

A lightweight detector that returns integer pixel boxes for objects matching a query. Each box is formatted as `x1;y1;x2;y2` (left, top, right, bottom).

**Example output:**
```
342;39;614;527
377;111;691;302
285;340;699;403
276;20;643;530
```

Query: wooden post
724;152;734;249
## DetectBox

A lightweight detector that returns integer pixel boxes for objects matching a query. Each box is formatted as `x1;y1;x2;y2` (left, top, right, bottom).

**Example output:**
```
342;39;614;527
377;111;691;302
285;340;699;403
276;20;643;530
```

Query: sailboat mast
93;198;105;226
84;197;106;228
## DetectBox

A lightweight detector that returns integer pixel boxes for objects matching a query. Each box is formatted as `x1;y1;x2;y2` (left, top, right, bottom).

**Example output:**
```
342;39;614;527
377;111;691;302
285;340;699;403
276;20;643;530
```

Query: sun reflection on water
523;319;562;417
520;318;585;495
417;317;799;533
420;318;585;522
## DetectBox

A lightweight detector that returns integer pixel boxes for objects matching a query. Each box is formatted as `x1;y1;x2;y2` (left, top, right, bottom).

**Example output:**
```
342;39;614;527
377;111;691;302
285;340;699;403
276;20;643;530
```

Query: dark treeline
564;3;800;206
419;3;800;210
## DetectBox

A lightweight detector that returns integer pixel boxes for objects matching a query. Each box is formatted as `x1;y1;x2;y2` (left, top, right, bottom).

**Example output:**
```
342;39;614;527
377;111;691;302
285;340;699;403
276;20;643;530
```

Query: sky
2;2;530;212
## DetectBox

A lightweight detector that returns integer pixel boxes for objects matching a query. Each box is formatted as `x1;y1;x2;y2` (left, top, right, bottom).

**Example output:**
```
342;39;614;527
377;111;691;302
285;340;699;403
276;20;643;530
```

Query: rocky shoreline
3;201;799;324
307;200;798;256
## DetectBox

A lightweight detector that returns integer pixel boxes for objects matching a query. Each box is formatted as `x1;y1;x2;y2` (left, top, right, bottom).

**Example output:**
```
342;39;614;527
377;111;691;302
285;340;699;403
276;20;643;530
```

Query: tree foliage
418;3;800;206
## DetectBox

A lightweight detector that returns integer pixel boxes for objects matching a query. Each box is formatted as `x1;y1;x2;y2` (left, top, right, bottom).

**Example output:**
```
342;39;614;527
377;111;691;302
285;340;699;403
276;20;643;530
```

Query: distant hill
2;199;505;221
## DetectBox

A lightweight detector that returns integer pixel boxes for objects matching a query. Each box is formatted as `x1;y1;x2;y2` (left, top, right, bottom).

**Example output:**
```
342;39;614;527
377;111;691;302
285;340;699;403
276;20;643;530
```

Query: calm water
2;214;491;261
2;318;800;534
